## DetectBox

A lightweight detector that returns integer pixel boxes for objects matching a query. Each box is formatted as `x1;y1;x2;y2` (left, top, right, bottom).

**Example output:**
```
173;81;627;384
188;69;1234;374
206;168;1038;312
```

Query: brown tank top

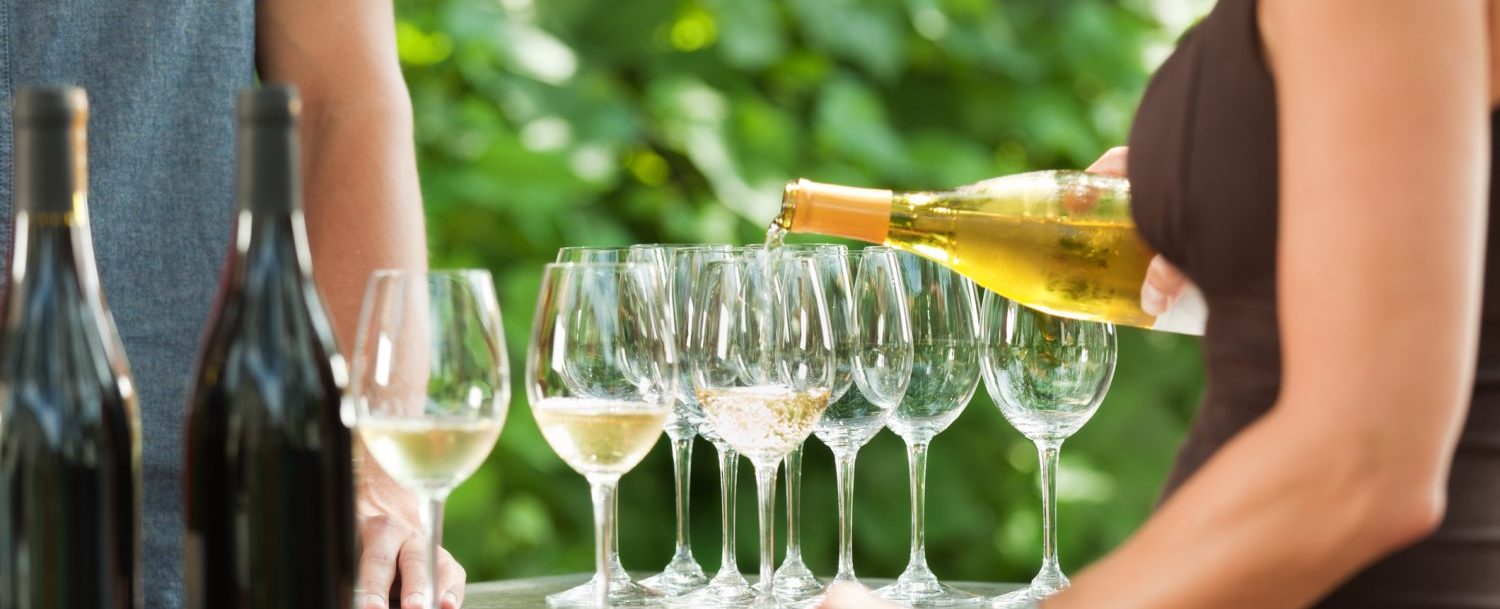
1129;0;1500;605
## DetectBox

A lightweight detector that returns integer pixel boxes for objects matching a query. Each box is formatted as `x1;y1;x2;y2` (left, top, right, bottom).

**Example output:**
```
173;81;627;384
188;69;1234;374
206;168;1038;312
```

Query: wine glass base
668;570;758;608
771;557;823;602
547;574;665;607
639;556;709;596
989;588;1036;609
874;575;983;608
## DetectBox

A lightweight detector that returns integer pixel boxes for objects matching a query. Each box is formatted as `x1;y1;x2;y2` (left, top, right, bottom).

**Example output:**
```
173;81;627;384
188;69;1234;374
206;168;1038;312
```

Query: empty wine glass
813;247;913;592
669;245;759;608
773;244;849;603
528;262;676;609
687;250;835;608
980;293;1115;607
351;270;510;609
874;253;983;608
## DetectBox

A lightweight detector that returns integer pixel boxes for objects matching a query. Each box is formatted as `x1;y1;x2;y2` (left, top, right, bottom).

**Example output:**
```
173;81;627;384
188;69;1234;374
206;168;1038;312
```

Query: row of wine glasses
525;244;1117;609
332;245;1117;609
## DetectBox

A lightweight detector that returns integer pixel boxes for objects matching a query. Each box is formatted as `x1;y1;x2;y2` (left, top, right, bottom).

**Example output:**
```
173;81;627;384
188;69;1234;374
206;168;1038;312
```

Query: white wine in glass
696;386;830;465
359;418;503;494
533;398;671;476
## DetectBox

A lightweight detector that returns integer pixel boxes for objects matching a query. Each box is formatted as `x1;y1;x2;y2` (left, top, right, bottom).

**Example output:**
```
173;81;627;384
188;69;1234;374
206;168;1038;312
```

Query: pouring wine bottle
182;85;355;608
0;86;143;609
774;172;1206;334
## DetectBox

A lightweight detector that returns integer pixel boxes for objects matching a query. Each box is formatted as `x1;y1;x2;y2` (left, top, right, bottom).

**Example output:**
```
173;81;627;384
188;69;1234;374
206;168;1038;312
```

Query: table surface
465;574;1024;608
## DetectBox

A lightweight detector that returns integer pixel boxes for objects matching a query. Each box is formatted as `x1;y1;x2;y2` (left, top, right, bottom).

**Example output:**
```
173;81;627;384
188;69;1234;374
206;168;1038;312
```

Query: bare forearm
300;91;427;353
1048;407;1431;609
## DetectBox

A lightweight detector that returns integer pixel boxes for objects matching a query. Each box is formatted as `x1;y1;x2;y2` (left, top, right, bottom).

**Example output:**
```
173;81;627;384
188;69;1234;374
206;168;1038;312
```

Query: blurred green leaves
401;0;1211;585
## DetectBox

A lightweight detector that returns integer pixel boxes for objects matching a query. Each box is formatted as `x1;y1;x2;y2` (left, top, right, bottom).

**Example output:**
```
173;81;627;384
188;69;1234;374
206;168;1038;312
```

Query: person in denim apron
2;1;459;608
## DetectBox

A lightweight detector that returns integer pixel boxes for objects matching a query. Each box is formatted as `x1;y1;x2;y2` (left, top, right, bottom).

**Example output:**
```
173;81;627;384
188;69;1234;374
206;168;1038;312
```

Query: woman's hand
1085;146;1194;318
355;454;468;609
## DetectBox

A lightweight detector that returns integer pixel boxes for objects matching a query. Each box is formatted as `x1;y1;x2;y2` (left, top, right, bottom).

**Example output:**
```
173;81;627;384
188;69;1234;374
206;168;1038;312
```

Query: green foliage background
398;0;1211;585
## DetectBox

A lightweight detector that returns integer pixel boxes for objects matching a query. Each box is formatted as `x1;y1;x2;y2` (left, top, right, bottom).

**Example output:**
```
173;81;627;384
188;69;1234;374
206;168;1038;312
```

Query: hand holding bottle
1084;147;1199;320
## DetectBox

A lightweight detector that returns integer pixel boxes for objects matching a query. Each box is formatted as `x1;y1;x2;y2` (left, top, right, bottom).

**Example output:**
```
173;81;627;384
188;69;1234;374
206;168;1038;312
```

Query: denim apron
1;1;254;606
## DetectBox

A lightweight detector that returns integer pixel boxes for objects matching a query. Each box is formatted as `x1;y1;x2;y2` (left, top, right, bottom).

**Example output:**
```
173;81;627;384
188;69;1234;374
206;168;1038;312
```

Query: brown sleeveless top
1129;0;1500;605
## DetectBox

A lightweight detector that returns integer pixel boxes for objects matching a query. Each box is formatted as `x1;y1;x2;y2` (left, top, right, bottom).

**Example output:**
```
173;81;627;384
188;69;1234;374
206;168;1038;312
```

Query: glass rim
543;261;660;270
368;268;493;281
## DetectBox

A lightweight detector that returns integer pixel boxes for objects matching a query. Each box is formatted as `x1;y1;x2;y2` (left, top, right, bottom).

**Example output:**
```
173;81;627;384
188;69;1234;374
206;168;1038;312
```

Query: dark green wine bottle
182;85;355;609
0;86;143;609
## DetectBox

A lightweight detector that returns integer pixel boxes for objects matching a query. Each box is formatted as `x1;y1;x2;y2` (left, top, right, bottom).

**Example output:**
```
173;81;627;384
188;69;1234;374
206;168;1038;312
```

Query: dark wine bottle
182;85;355;609
0;87;143;609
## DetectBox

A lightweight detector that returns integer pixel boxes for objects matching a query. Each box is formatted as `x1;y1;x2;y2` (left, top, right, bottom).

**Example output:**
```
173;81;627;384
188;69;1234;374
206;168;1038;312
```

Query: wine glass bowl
351;269;510;609
986;297;1116;442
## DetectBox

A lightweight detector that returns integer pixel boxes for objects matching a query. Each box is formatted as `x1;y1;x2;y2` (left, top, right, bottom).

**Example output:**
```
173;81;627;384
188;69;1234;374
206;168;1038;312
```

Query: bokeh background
401;0;1214;585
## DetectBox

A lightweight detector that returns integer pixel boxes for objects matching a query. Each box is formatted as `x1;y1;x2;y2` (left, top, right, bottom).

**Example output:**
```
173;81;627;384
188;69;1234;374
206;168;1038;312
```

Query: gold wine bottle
774;171;1205;334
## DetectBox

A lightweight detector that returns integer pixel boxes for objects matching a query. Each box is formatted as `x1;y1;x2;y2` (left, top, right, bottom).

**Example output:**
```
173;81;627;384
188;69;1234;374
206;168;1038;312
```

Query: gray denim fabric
2;1;254;607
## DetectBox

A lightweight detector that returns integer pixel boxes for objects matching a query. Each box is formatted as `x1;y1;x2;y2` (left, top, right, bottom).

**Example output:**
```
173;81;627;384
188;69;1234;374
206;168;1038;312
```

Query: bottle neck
232;120;313;278
777;179;894;245
10;117;97;293
235;121;302;217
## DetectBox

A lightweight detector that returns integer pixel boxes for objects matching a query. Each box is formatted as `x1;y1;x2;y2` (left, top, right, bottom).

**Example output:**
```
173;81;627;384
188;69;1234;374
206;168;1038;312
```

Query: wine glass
812;247;913;592
980;293;1116;607
687;250;835;608
527;262;676;608
351;270;510;609
670;245;757;608
874;253;983;608
553;245;708;600
772;244;849;603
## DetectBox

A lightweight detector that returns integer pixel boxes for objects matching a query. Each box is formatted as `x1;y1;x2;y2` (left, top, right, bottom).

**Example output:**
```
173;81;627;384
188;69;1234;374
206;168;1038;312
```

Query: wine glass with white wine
686;249;835;608
979;292;1116;608
528;262;676;609
351;270;510;609
551;245;706;603
874;252;983;608
670;245;758;608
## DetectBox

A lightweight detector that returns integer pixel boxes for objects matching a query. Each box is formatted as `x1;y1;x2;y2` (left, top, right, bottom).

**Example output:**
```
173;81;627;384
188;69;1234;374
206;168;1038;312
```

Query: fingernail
403;592;426;609
444;592;459;608
1141;283;1167;316
363;594;387;609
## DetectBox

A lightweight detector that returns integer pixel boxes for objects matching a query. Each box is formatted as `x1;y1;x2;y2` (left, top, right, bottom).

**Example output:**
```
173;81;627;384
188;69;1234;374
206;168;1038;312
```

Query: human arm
254;2;462;609
1045;2;1490;608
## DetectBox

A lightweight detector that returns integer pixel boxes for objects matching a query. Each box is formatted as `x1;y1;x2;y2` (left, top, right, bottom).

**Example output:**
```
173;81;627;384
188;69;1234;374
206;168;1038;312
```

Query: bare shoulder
1254;0;1487;104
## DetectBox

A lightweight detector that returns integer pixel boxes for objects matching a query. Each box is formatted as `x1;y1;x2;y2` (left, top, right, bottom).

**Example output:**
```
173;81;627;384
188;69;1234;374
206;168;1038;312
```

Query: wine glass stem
754;463;779;595
589;476;621;609
782;443;805;563
833;448;858;580
905;440;931;570
611;483;622;563
421;496;445;609
716;443;741;572
670;434;695;558
1038;440;1062;573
